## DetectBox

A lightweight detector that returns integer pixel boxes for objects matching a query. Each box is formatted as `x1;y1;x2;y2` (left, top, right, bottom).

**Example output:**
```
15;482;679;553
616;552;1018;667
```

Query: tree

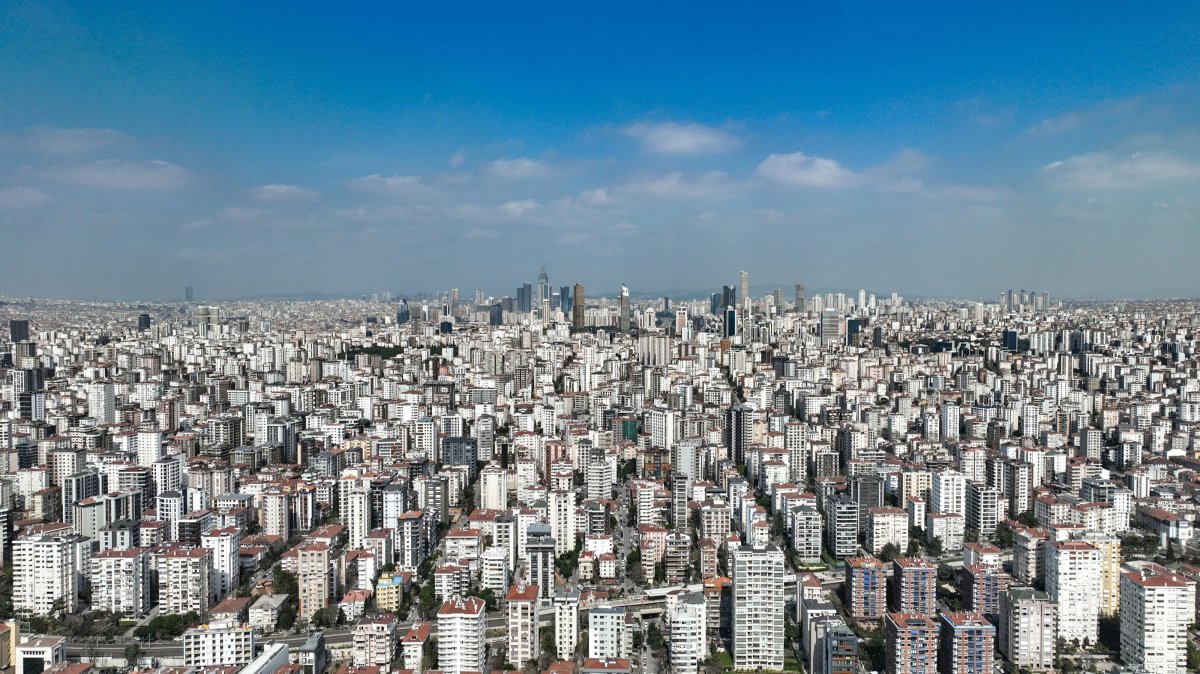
647;623;664;650
928;536;944;557
995;521;1014;548
417;584;438;617
273;568;298;599
1015;511;1039;527
277;606;297;630
905;538;920;557
540;625;558;662
879;543;900;562
124;645;140;666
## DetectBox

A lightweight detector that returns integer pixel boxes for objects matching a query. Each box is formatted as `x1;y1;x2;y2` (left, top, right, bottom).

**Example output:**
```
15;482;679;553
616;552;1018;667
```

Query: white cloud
220;206;270;221
488;157;553;179
46;159;191;189
622;121;743;155
448;148;467;168
578;187;613;205
756;151;859;188
618;171;741;200
248;184;318;203
501;199;540;216
346;174;436;198
463;227;498;239
0;186;51;210
8;127;126;154
1041;151;1200;190
1031;112;1087;135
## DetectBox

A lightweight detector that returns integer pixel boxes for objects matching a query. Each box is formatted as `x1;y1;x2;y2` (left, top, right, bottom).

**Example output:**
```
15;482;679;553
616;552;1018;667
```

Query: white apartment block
1119;570;1196;674
866;507;907;555
669;593;707;674
589;605;630;659
157;545;214;616
732;543;785;671
13;532;91;616
931;470;966;515
1045;540;1099;645
90;547;151;617
352;615;398;667
437;595;486;674
506;583;540;667
182;621;255;667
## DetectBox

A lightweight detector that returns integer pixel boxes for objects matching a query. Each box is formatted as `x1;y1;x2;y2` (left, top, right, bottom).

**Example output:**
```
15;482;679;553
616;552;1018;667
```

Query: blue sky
1;2;1198;300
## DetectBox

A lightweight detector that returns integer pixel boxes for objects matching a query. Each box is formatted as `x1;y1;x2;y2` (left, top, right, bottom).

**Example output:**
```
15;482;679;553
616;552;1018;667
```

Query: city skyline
1;3;1199;299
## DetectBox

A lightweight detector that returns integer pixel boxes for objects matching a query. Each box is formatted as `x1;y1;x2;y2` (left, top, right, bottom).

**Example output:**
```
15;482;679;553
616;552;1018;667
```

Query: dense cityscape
1;273;1198;674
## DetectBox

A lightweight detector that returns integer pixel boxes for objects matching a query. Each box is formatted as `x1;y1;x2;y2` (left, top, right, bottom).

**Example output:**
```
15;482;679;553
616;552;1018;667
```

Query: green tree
277;606;297;630
879;543;900;562
418;584;438;617
928;536;944;557
647;623;664;650
995;521;1014;548
124;645;140;666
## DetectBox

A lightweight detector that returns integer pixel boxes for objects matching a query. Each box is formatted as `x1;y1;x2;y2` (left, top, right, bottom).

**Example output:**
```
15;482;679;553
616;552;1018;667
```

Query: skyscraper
1119;569;1195;674
537;267;550;316
9;319;29;343
738;271;749;308
185;286;194;302
618;284;630;331
571;284;585;328
794;283;805;311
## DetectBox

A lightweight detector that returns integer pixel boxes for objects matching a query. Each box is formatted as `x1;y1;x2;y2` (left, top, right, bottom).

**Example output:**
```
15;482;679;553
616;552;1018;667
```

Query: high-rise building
669;592;707;674
506;583;539;667
437;596;486;674
13;532;91;616
589;605;629;659
1044;540;1099;645
90;548;151;618
157;545;213;615
185;286;194;301
937;612;995;674
931;470;966;516
824;494;859;559
618;284;630;331
297;542;331;621
846;556;887;621
553;586;580;661
998;587;1056;671
572;284;586;328
732;544;785;671
738;271;749;308
1119;569;1196;674
820;309;843;346
891;557;937;615
885;613;939;674
10;319;30;343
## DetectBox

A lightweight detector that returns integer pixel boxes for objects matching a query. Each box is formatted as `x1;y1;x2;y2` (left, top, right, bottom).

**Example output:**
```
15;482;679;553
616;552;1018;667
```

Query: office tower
1119;569;1196;674
618;284;630;331
537;267;551;316
442;437;478;479
998;587;1056;671
794;283;805;311
297;542;331;621
157;545;213;615
931;470;966;515
937;612;995;674
851;475;884;530
738;271;749;307
732;544;785;671
724;306;737;338
559;286;572;314
825;494;859;559
885;613;939;674
846;556;887;621
438;596;486;674
553;587;580;660
572;284;586;327
1045;540;1099;645
10;319;30;343
724;404;753;465
669;593;707;674
185;286;194;301
137;313;151;331
820;309;843;346
891;557;938;615
13;532;91;615
506;583;539;667
516;282;533;313
525;524;555;601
